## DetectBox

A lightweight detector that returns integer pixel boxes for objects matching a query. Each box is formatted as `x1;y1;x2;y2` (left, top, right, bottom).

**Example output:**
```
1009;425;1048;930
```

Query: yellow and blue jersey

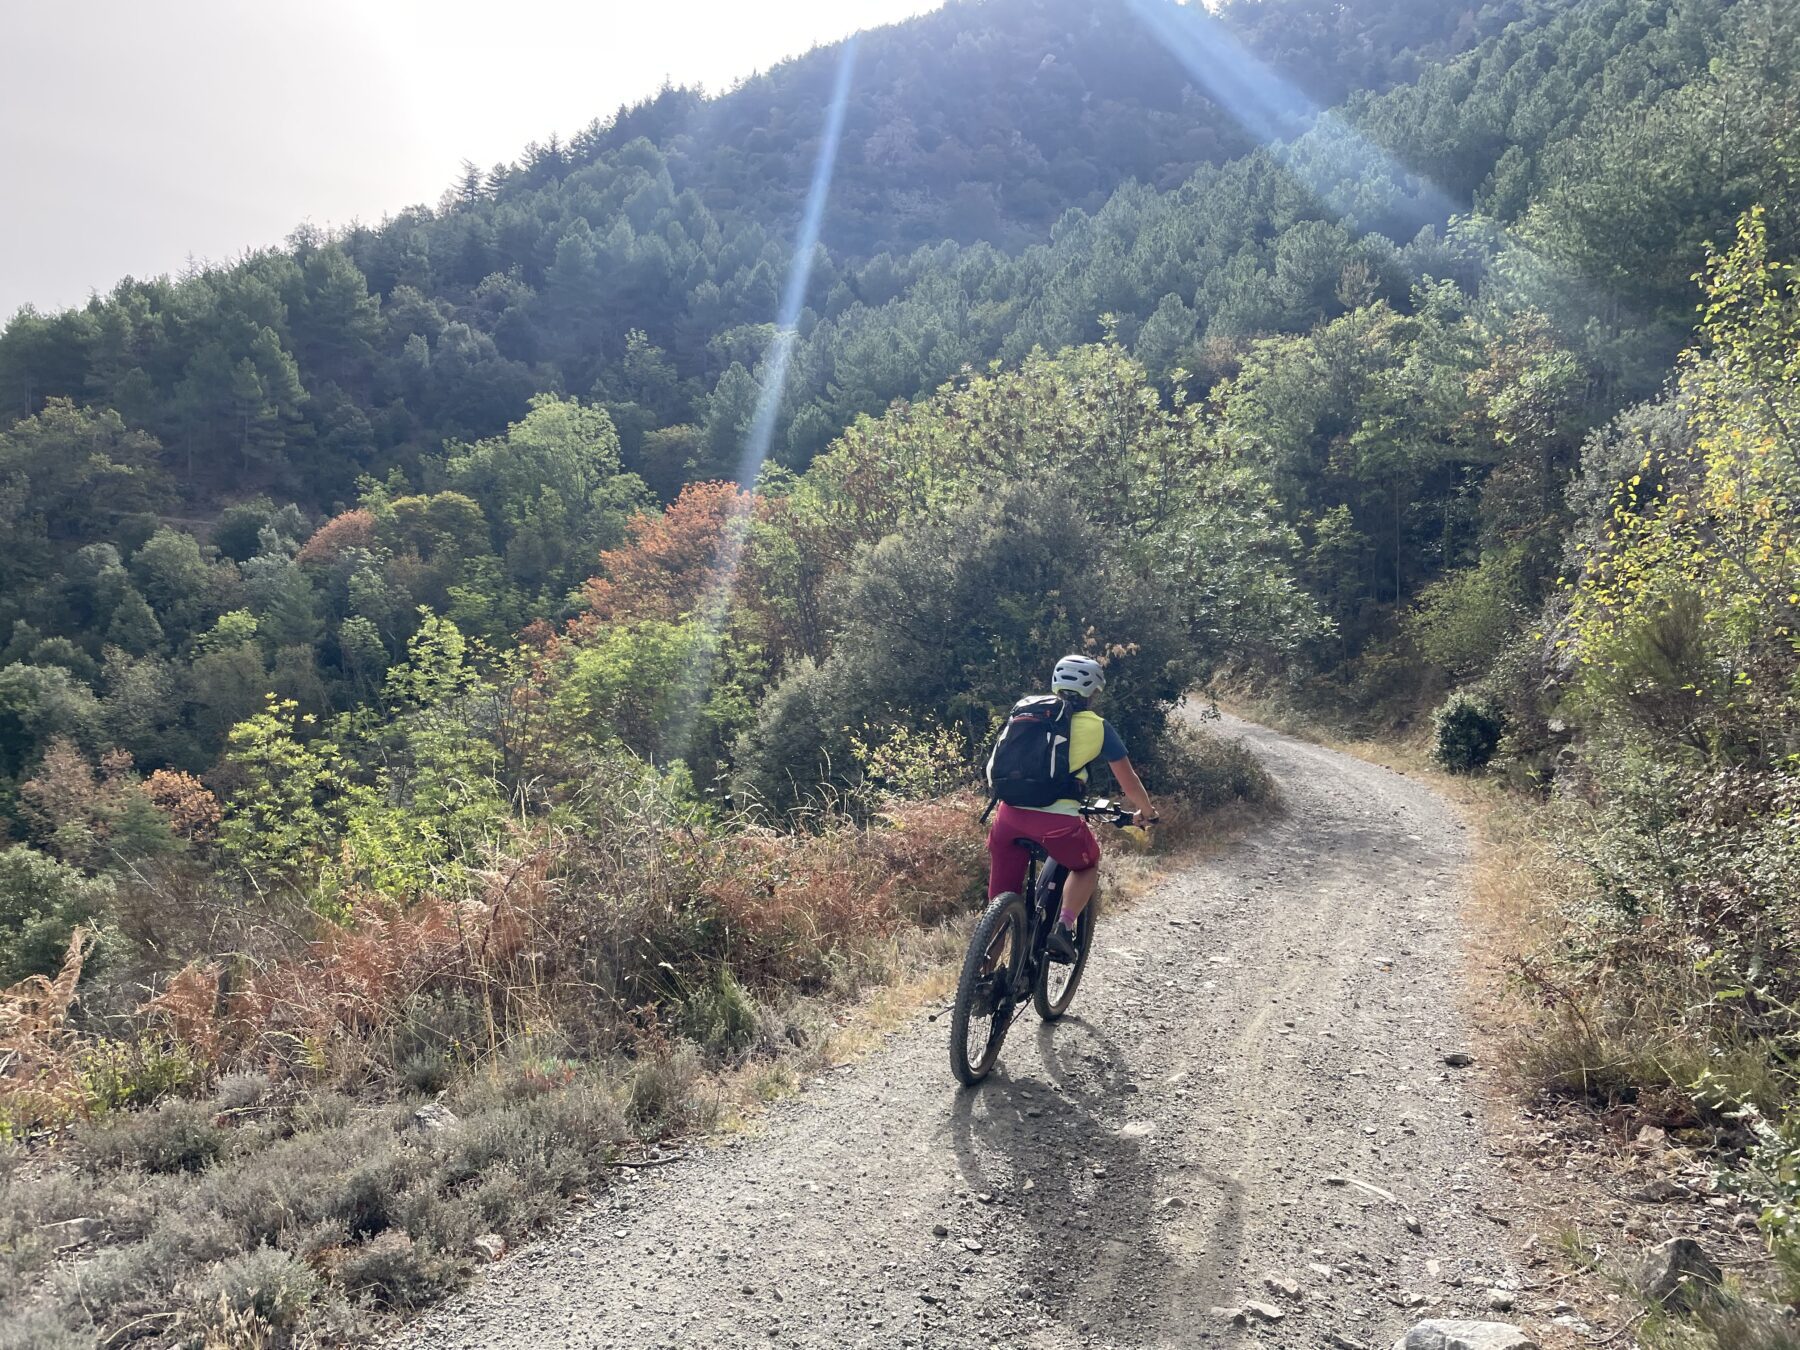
1024;708;1128;816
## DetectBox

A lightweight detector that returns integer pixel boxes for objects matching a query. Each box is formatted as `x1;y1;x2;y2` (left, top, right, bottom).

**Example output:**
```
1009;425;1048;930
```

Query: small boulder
1634;1236;1722;1311
1263;1273;1302;1300
1391;1320;1537;1350
468;1233;506;1263
1243;1300;1286;1323
408;1102;460;1133
1630;1176;1684;1203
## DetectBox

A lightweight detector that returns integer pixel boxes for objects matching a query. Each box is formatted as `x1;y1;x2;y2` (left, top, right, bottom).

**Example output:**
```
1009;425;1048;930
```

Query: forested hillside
3;0;1799;1343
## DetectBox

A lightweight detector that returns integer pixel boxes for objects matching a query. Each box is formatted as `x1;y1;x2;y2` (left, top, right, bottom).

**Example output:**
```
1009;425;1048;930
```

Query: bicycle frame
950;798;1133;1084
1012;846;1068;1011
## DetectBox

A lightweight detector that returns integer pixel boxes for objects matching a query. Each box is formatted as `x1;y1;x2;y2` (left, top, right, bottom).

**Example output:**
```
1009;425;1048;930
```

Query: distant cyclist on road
984;655;1158;962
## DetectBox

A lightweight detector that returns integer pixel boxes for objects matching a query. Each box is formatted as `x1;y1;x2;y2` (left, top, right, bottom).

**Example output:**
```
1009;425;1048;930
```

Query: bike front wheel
950;893;1028;1086
1033;900;1094;1021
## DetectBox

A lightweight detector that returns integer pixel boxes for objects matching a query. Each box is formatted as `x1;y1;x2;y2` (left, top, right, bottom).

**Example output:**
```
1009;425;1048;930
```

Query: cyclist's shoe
1047;923;1080;964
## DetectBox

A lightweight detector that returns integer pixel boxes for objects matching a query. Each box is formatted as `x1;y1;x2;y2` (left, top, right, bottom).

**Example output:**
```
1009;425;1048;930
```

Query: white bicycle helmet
1051;654;1105;697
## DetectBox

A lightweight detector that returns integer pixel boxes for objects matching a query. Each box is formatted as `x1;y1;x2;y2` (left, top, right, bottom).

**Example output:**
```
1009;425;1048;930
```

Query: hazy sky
1;0;947;318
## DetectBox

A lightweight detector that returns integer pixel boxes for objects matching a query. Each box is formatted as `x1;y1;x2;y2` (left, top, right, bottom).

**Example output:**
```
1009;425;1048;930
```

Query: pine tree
106;588;164;655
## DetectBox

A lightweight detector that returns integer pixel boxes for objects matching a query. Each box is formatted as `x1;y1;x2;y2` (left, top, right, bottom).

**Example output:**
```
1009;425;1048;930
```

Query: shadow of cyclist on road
946;1016;1245;1340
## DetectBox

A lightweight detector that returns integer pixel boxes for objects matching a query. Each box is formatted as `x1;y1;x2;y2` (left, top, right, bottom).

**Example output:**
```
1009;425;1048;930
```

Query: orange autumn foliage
144;769;223;844
134;803;984;1077
141;858;552;1070
296;508;378;567
580;480;759;626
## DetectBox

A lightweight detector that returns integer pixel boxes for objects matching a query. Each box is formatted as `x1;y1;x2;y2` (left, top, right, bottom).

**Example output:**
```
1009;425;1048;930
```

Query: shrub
0;1310;92;1350
1143;714;1274;811
335;1155;415;1241
374;989;488;1093
739;484;1200;815
437;1071;626;1214
1405;546;1532;680
78;1099;229;1174
0;845;112;986
0;1163;107;1300
143;768;223;843
188;1245;320;1335
56;1208;239;1336
336;1230;457;1311
78;1036;205;1114
212;1072;271;1112
623;1043;710;1137
849;719;975;802
732;656;853;815
1431;689;1505;773
675;967;763;1060
185;1110;405;1254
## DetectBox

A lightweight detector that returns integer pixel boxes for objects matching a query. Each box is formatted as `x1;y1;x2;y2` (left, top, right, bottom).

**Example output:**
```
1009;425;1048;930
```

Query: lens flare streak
664;37;860;765
1123;0;1459;228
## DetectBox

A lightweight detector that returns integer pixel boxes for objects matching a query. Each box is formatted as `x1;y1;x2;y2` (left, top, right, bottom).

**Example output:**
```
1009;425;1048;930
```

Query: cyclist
986;655;1158;961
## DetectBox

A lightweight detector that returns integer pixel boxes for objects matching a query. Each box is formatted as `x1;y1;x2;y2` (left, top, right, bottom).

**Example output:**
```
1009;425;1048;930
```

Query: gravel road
396;715;1522;1350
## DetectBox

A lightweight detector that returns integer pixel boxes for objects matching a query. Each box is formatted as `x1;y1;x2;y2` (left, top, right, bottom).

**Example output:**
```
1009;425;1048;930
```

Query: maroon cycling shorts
986;803;1101;899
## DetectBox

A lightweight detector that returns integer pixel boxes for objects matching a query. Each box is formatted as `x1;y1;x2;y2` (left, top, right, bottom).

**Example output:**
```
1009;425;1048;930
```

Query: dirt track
397;714;1525;1349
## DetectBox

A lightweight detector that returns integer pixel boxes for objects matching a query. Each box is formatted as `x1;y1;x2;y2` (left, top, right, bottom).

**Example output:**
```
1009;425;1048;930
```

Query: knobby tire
1033;900;1094;1021
949;893;1028;1087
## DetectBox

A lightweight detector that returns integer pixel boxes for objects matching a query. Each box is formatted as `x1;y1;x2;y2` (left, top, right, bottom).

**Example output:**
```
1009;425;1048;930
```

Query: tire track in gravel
395;713;1524;1350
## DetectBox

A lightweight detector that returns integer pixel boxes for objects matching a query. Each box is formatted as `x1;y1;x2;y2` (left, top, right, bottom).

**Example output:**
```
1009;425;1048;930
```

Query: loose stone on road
396;714;1519;1348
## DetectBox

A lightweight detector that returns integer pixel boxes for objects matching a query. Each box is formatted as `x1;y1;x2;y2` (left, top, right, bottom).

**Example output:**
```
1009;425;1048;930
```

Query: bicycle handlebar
1079;799;1139;828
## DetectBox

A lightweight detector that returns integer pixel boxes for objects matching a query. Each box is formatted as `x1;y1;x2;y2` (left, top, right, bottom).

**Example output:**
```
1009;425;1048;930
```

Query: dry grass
0;927;98;1139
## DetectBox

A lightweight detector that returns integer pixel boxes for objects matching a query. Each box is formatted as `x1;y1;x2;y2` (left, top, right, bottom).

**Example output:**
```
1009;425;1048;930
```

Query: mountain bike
949;800;1136;1086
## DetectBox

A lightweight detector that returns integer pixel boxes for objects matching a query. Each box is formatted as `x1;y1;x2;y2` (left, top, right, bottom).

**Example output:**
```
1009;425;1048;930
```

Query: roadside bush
1479;625;1571;790
1406;547;1533;680
374;989;489;1093
623;1043;710;1136
188;1113;392;1252
336;1230;454;1311
78;1099;230;1174
1431;689;1505;772
211;1071;270;1112
849;718;975;803
1566;758;1800;1020
0;1164;109;1301
865;795;988;925
58;1208;239;1333
78;1036;205;1114
0;1309;92;1350
1736;1106;1800;1305
1143;713;1274;812
676;966;763;1060
188;1245;320;1335
739;485;1199;814
732;656;853;815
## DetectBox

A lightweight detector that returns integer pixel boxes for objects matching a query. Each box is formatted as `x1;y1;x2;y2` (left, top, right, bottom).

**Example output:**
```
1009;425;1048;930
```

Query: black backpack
983;695;1088;816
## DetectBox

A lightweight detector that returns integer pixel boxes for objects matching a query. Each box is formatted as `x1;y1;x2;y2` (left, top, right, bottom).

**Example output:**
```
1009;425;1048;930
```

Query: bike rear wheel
950;893;1028;1086
1033;900;1094;1021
